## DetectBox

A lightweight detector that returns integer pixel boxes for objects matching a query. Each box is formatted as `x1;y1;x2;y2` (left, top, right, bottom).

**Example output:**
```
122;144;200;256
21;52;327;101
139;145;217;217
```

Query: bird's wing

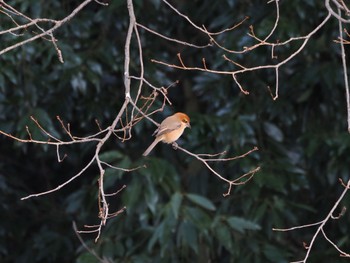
154;119;181;137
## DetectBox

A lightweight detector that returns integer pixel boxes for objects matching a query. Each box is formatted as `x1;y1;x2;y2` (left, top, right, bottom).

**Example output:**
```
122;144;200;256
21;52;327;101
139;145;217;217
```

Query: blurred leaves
186;193;216;211
1;0;350;262
226;216;261;234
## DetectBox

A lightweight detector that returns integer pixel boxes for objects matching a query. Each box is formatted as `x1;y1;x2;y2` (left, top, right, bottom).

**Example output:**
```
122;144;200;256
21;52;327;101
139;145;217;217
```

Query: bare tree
0;0;258;242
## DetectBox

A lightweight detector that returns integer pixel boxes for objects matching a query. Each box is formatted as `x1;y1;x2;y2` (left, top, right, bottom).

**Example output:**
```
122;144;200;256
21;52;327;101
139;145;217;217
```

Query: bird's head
175;112;191;129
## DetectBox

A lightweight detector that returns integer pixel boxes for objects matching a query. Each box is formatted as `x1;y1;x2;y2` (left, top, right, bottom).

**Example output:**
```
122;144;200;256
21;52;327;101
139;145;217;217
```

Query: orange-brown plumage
142;112;191;156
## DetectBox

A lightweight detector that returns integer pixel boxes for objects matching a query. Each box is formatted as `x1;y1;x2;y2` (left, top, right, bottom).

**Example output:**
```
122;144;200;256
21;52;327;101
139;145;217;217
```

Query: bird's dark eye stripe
183;119;188;123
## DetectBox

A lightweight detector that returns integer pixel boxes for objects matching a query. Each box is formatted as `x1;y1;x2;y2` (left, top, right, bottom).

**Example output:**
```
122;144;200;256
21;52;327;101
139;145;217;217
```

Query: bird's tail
142;137;161;156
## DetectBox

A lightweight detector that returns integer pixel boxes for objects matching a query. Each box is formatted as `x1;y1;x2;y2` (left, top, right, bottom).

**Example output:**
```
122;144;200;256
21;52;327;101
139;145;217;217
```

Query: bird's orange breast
160;127;186;143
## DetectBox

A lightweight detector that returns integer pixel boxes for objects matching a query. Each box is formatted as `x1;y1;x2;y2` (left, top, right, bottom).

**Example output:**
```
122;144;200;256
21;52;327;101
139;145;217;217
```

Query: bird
142;112;191;156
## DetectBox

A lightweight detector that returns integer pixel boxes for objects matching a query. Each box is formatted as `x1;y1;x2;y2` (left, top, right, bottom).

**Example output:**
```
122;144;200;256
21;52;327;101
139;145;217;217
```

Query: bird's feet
172;142;178;150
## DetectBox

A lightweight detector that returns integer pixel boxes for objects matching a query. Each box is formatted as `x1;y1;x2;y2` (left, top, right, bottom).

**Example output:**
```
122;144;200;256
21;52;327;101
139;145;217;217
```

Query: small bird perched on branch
142;112;191;156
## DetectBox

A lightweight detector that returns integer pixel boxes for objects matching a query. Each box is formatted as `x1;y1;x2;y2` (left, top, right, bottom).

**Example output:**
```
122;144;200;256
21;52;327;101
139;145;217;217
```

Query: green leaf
145;183;158;214
184;206;212;228
177;221;198;253
99;150;124;163
186;193;216;211
147;222;164;252
76;252;99;263
226;216;261;234
297;87;313;103
101;239;117;259
214;222;233;251
170;192;183;219
64;189;84;214
263;122;284;142
263;244;288;262
87;60;103;76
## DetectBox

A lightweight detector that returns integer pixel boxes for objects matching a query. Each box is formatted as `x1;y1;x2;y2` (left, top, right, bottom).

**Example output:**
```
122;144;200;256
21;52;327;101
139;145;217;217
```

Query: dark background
1;0;350;262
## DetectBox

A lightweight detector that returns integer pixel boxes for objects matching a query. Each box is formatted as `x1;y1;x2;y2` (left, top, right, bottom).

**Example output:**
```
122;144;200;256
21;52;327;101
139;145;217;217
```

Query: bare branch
136;23;212;48
0;0;100;61
21;155;96;200
335;5;350;132
175;144;260;196
273;178;350;262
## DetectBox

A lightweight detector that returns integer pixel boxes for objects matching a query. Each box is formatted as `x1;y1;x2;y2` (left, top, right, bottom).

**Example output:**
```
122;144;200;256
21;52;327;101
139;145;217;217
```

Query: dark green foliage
1;0;350;262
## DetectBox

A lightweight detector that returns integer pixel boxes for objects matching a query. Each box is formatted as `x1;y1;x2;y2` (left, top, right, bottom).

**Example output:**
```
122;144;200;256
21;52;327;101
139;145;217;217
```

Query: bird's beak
187;123;191;129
